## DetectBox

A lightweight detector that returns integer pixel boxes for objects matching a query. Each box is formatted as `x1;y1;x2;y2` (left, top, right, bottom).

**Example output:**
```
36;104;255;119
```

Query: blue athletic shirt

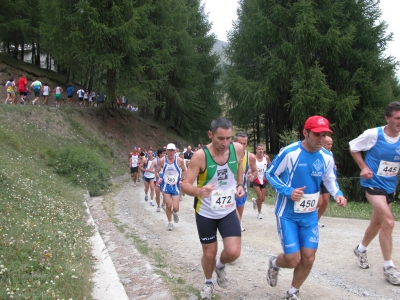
265;141;343;218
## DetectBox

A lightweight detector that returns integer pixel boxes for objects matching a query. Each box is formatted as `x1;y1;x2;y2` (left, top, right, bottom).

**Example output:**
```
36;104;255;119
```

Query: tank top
195;143;238;219
255;156;267;184
162;156;181;185
362;126;400;193
55;86;61;94
144;159;155;179
43;86;49;96
131;154;139;167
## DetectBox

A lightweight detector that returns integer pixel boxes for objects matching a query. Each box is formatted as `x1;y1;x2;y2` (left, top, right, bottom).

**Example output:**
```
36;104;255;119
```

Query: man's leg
362;194;393;260
201;242;218;279
220;236;241;265
317;193;330;220
291;247;317;289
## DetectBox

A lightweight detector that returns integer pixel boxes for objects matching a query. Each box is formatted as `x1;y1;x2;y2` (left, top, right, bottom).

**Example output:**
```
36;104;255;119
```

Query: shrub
47;145;110;196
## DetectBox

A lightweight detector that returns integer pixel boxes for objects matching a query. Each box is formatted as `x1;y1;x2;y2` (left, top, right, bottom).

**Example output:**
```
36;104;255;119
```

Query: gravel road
88;177;400;299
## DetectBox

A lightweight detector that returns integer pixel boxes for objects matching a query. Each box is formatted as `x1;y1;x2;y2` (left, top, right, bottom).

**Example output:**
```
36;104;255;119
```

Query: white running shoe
353;245;369;269
173;212;179;223
252;198;257;210
266;255;279;287
241;225;246;232
258;212;263;219
318;221;325;228
149;200;154;206
214;266;229;288
384;266;400;285
156;207;160;212
285;291;301;299
200;282;214;299
167;223;173;231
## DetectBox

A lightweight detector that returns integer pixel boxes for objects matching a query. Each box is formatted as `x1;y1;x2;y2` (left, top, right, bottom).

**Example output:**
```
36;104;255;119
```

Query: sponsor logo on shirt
298;163;307;167
209;165;216;168
312;159;323;171
229;160;236;164
218;180;227;186
217;169;228;180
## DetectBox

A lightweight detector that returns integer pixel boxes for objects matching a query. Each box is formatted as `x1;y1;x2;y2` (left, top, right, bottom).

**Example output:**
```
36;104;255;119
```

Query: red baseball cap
304;116;333;133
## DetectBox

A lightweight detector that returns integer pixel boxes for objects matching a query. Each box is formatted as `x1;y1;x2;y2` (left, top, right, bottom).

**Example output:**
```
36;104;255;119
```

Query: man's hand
199;184;215;198
291;186;306;201
360;166;373;179
236;185;245;198
335;195;347;208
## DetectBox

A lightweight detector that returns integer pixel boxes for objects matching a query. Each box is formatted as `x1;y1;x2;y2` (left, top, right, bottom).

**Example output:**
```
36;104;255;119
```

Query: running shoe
32;99;36;105
214;265;229;288
173;212;179;223
156;207;160;212
137;178;140;182
252;198;257;210
133;183;136;187
200;282;214;299
266;255;279;287
144;195;148;202
384;266;400;285
167;223;173;231
353;245;369;269
285;291;301;299
149;200;154;206
258;212;263;219
241;225;246;232
318;222;325;228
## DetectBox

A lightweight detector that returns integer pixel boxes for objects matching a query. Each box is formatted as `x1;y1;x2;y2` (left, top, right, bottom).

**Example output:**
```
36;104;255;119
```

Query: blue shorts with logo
276;212;318;254
161;182;180;196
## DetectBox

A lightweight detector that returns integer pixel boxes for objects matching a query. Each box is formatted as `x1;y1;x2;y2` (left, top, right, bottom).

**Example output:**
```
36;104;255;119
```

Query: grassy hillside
0;56;188;298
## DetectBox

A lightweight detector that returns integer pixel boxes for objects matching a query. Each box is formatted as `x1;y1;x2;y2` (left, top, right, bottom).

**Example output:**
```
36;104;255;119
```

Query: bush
47;145;110;196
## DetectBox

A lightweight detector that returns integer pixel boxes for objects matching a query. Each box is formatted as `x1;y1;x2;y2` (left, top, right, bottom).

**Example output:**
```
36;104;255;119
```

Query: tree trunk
35;43;41;67
105;68;117;109
13;31;19;60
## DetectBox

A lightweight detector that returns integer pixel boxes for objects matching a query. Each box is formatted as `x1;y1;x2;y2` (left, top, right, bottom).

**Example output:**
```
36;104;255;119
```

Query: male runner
139;149;156;206
155;143;187;231
181;117;245;299
350;101;400;285
129;147;139;186
265;116;347;299
234;132;257;231
251;144;270;219
153;148;166;212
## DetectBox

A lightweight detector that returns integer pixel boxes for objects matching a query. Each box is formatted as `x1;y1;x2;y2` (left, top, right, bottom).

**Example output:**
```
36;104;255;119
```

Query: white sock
205;278;213;284
272;258;279;269
216;258;224;269
384;260;395;270
288;286;299;295
358;243;367;252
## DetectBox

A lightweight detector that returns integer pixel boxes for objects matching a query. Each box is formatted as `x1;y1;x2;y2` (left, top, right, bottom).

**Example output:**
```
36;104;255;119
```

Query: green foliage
47;146;110;196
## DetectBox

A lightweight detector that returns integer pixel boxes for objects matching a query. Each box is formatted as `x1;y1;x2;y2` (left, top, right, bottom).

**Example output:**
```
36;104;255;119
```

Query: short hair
234;131;248;141
157;148;165;156
384;101;400;118
210;117;232;134
256;143;264;149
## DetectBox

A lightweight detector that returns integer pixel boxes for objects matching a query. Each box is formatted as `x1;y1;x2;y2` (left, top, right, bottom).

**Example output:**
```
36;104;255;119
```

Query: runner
54;85;63;108
181;117;245;299
153;148;167;212
317;136;334;227
129;147;139;186
66;84;74;106
233;131;257;232
4;78;15;104
17;75;28;105
77;87;85;107
154;143;187;231
349;101;400;285
30;78;42;105
251;144;270;219
139;149;156;206
265;115;347;299
42;83;50;106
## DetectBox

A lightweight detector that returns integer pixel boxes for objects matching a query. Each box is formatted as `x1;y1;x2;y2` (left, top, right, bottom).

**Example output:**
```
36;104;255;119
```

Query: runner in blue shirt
350;101;400;286
265;116;347;300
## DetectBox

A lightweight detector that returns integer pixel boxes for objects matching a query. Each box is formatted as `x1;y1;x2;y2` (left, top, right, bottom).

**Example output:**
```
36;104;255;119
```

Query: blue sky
203;0;399;76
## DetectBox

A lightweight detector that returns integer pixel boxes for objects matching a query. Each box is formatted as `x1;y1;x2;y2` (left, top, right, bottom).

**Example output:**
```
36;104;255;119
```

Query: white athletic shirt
55;86;62;94
144;159;155;179
255;156;268;184
42;86;49;96
131;154;139;168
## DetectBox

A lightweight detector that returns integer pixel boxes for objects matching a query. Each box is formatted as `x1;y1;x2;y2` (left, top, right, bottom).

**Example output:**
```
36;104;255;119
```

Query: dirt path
88;177;400;299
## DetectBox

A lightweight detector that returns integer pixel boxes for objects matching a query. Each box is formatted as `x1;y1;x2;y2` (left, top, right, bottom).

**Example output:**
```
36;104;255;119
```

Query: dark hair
234;131;248;141
384;101;400;118
256;143;264;149
157;148;165;156
210;117;232;134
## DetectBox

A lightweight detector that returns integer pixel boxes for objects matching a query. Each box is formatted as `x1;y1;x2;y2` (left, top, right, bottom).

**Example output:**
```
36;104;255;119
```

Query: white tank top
131;154;139;167
255;156;267;184
43;86;49;96
144;159;155;179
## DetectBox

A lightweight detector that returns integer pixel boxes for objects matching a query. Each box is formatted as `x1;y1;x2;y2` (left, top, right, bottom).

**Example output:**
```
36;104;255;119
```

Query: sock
288;286;299;295
384;260;395;270
216;258;224;269
272;258;279;269
358;243;367;252
205;278;213;284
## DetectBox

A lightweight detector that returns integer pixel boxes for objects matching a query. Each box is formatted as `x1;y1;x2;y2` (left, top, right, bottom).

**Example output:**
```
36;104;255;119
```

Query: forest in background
1;0;400;199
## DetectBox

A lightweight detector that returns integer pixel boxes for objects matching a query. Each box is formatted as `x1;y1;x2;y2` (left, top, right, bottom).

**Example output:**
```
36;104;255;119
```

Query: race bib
164;173;178;185
294;192;319;213
377;160;400;177
210;189;235;211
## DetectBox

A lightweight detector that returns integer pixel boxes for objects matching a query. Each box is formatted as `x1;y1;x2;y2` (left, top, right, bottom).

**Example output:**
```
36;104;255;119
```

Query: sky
202;0;400;75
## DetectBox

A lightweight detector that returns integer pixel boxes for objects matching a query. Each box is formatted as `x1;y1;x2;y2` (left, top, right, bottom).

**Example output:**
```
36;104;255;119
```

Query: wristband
237;183;244;188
